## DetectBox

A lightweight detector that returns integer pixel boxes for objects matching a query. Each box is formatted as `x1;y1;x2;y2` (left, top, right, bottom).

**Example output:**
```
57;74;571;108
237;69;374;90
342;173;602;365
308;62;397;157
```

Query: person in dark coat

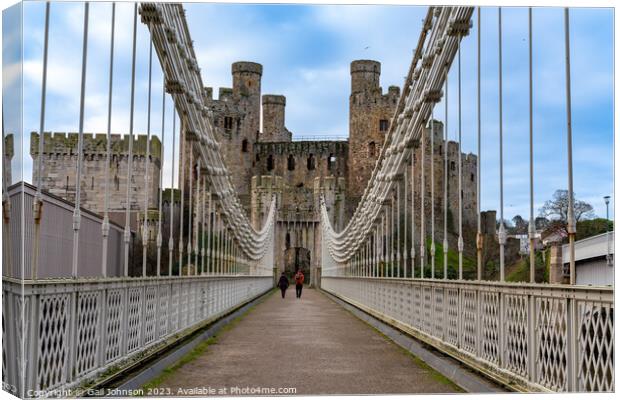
277;272;289;299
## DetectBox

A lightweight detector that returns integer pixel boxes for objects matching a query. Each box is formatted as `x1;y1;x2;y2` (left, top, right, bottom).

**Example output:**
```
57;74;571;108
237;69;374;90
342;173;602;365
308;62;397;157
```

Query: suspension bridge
1;2;613;397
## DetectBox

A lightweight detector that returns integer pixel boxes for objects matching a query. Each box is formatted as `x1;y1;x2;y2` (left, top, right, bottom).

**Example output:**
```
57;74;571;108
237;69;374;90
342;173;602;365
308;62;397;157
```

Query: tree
511;215;529;234
539;190;595;235
534;217;549;230
576;218;614;241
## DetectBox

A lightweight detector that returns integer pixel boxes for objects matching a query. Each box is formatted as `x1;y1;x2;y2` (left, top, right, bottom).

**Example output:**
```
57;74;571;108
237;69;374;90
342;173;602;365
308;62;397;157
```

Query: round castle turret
232;61;262;98
262;95;290;142
350;60;381;94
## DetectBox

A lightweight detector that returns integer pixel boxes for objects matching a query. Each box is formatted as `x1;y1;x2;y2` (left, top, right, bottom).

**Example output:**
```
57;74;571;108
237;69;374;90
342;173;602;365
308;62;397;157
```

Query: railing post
476;287;481;358
97;287;107;372
528;292;536;384
26;292;40;395
121;285;129;356
4;292;17;395
566;297;578;391
67;290;78;386
498;291;504;369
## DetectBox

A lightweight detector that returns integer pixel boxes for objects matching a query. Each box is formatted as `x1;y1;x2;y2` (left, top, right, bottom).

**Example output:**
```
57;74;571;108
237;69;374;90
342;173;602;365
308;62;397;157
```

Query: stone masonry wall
253;141;348;188
30;132;161;215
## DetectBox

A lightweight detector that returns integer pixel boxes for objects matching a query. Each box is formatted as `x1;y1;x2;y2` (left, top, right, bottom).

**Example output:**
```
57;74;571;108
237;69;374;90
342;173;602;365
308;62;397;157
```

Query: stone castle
30;59;478;280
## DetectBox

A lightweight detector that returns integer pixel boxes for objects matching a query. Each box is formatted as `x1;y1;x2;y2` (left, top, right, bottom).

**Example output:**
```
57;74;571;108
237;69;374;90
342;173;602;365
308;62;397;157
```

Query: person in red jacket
294;269;305;299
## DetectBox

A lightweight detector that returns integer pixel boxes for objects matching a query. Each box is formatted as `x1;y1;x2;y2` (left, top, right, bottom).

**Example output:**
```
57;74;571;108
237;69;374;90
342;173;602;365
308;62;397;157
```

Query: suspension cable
498;7;506;282
420;122;426;278
156;86;166;276
564;7;576;285
457;32;464;280
206;189;212;274
187;148;193;273
178;124;185;273
200;174;205;274
391;187;395;277
32;1;50;280
71;2;89;279
430;110;436;279
476;6;483;281
403;152;408;277
142;39;153;277
397;181;401;277
124;3;138;277
411;150;415;277
102;2;115;278
443;68;449;280
528;7;536;283
194;160;200;271
168;111;176;276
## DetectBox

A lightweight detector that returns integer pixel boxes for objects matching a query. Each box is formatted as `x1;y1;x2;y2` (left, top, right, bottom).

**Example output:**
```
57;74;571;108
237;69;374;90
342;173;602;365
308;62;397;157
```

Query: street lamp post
604;196;612;266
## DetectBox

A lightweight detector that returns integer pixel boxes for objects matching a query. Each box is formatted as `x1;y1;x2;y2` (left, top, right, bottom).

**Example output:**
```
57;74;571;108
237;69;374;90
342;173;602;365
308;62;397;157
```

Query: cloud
11;3;613;221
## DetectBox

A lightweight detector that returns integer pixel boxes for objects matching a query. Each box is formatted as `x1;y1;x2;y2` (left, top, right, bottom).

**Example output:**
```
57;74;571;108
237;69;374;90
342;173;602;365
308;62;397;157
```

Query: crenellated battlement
30;132;162;159
254;140;348;157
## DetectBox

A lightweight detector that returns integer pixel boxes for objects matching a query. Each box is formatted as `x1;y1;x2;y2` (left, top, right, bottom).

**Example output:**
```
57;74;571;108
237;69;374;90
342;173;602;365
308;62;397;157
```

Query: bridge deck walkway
147;288;461;395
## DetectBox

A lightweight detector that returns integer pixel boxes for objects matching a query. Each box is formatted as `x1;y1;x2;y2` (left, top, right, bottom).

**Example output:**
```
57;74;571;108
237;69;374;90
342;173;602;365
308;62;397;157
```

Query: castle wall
253;141;348;192
30;132;161;216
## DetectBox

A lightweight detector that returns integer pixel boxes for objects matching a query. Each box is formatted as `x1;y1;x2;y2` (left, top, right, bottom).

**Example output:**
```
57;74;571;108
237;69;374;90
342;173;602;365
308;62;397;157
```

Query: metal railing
291;135;348;142
322;276;614;392
2;275;272;397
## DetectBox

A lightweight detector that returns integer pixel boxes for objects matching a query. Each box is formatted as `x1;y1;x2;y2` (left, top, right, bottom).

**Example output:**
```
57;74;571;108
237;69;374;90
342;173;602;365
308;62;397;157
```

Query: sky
2;1;614;221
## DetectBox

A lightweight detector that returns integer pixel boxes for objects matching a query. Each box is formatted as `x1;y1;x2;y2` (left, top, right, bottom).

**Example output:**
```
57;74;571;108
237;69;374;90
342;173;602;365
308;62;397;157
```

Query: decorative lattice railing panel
577;301;614;392
446;288;460;347
536;297;568;391
126;287;143;353
480;290;500;365
433;288;444;339
504;294;529;378
321;277;613;392
144;285;158;345
3;275;272;395
75;291;101;377
105;289;124;363
159;285;170;337
37;294;70;391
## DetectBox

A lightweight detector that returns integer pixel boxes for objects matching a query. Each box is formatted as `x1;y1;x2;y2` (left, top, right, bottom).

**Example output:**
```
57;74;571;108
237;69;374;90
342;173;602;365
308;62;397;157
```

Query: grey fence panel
322;277;613;393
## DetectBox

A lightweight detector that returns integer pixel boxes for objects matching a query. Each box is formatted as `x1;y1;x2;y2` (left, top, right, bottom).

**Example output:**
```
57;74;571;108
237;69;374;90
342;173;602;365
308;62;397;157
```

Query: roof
562;231;614;263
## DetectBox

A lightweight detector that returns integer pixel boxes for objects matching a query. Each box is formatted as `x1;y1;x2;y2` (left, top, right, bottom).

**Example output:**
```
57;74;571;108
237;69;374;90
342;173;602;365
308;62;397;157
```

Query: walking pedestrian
294;269;305;299
277;272;289;299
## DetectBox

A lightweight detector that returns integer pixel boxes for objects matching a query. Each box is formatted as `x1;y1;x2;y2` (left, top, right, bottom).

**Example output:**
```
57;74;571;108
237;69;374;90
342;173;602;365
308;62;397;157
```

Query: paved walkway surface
151;288;460;395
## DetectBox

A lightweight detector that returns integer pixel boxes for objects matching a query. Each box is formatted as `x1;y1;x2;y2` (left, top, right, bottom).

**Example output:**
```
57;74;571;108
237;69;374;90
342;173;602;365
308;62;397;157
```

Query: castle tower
199;62;263;211
350;59;380;93
347;60;400;215
261;95;291;142
232;61;262;136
